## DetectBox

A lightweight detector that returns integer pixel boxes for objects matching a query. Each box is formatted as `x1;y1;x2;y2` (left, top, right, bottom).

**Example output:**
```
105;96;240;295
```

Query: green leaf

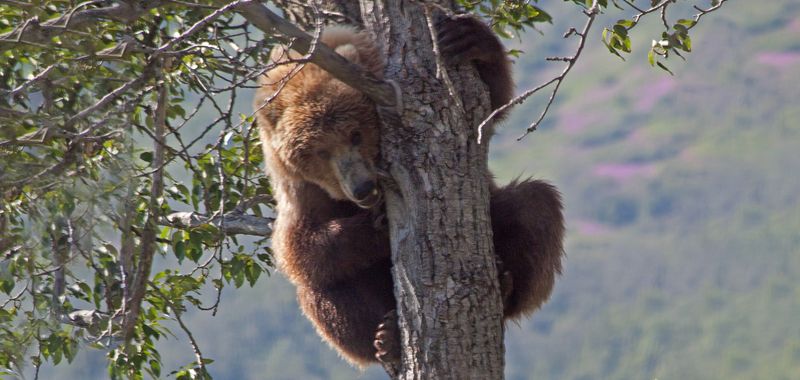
149;359;162;377
679;34;692;52
245;260;261;287
174;240;186;263
0;279;13;295
656;61;675;75
187;231;203;263
676;18;697;28
612;24;628;37
140;151;153;163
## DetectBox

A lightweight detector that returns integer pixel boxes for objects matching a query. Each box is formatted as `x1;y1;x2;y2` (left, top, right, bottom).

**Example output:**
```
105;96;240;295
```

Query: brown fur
255;21;565;367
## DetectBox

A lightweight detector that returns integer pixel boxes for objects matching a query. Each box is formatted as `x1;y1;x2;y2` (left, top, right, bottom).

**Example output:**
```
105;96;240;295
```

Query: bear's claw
496;257;514;308
500;269;514;307
374;309;400;365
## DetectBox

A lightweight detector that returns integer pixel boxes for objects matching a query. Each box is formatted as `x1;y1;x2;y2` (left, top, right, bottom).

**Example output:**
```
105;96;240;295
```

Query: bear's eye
317;150;331;160
350;131;362;146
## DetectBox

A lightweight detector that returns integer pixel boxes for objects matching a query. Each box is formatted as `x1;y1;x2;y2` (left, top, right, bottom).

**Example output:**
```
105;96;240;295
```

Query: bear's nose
352;180;377;201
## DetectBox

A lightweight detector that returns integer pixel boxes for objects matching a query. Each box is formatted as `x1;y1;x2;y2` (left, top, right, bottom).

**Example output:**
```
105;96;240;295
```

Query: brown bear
254;16;565;367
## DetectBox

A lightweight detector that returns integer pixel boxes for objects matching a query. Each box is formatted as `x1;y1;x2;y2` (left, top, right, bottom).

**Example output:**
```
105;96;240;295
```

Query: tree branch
121;59;169;342
4;1;400;137
477;0;602;141
0;1;169;48
162;211;274;237
230;0;400;110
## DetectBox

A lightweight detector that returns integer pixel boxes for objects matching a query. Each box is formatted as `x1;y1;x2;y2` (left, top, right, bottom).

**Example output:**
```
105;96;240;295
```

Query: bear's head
255;26;385;209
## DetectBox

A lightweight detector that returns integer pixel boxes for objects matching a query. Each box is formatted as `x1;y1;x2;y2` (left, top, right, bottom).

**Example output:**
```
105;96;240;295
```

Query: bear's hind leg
490;179;565;319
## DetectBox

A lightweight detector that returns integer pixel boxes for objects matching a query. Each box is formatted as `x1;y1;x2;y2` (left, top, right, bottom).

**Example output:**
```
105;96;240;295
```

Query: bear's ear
334;44;360;64
269;42;360;65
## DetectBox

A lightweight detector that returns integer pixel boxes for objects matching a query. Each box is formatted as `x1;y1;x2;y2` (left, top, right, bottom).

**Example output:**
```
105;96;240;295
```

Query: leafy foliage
598;1;729;73
457;0;554;38
0;2;275;377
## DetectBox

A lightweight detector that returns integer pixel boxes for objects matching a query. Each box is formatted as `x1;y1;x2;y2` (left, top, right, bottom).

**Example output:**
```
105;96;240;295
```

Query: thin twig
3;64;58;98
691;0;728;30
477;0;601;141
151;286;209;375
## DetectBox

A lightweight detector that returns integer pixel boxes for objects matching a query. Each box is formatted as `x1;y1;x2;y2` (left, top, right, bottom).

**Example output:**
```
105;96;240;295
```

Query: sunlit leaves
596;2;724;74
646;18;696;75
457;0;554;39
602;19;635;59
221;252;266;288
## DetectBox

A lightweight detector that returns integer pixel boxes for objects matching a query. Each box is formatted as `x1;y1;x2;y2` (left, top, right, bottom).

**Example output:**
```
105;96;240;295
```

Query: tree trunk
360;2;505;379
274;1;506;378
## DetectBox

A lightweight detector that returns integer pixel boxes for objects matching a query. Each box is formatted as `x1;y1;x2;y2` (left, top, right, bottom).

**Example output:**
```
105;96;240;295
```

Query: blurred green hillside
493;1;800;379
40;1;800;379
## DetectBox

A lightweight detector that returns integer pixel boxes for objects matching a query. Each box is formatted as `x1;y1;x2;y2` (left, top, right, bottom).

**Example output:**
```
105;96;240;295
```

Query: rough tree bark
275;1;505;378
360;1;506;379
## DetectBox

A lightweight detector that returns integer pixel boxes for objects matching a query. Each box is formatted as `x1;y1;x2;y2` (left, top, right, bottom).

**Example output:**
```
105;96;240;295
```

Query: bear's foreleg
282;211;390;287
436;14;514;114
296;260;395;367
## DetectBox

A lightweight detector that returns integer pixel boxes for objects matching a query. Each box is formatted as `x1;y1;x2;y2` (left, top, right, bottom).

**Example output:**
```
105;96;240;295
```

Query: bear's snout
351;180;380;209
353;180;377;201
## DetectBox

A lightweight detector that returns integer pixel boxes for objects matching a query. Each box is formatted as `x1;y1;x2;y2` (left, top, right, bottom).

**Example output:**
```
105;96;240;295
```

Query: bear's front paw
374;309;400;365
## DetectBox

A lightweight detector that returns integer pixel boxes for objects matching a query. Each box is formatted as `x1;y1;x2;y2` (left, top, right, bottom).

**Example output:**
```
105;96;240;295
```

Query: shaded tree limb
120;59;169;342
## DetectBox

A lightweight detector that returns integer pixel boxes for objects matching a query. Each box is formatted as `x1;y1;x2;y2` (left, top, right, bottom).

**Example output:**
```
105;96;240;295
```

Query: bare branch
476;0;602;141
0;0;34;8
0;127;68;148
691;0;729;30
157;1;245;55
630;0;672;24
3;64;58;98
3;142;81;188
65;62;157;127
118;179;137;337
176;307;208;375
162;212;274;237
4;0;401;138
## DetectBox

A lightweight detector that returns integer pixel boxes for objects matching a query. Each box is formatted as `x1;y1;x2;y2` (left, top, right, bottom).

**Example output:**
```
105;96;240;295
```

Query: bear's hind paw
374;309;400;365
